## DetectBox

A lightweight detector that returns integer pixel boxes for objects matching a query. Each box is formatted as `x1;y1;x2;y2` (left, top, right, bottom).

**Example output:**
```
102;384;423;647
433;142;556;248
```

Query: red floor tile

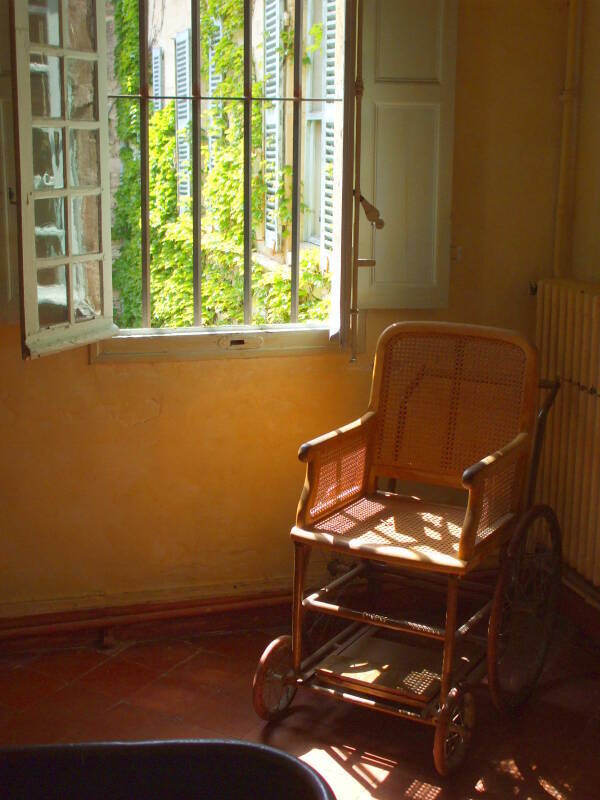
27;647;110;683
118;639;198;674
0;666;67;712
1;707;82;747
34;681;116;721
72;656;158;702
67;702;218;745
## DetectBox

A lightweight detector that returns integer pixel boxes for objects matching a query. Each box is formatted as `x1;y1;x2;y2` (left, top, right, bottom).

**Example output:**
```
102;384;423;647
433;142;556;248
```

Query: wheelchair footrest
315;627;484;704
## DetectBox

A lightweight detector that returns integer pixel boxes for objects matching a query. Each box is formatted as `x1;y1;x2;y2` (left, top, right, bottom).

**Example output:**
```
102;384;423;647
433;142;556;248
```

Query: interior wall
572;0;600;282
0;0;567;617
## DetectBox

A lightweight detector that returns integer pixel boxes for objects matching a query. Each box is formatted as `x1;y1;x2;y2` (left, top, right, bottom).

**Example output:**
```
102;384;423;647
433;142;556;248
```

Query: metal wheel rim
261;646;295;714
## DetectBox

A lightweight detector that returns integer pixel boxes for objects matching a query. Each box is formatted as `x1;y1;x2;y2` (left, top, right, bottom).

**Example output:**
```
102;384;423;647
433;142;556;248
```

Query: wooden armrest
461;432;531;488
459;432;531;561
298;411;376;463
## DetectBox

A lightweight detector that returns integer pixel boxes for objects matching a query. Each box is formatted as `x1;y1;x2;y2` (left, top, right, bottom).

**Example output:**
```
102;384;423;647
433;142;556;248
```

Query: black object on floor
0;739;336;800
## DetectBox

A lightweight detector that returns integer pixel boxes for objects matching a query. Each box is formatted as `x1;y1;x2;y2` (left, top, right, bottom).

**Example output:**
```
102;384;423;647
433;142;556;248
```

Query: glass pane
201;99;244;325
32;127;64;190
71;194;100;255
106;0;139;95
302;0;345;100
200;0;243;99
73;260;102;320
37;265;68;327
34;198;66;258
251;100;292;324
67;0;97;51
29;0;61;46
30;55;63;118
109;98;142;327
70;129;100;187
149;100;193;328
66;59;98;120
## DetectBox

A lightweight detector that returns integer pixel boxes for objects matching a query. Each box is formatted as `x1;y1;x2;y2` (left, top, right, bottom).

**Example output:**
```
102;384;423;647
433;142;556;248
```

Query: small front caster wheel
433;689;475;776
252;635;297;721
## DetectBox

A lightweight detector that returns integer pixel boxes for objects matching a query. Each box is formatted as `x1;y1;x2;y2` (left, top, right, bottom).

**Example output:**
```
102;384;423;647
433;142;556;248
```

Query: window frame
11;0;117;358
98;0;354;361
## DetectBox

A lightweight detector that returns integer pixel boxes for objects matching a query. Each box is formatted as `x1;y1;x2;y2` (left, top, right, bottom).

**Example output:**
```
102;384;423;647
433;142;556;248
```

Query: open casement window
174;28;192;203
263;0;283;252
151;45;164;112
12;0;115;357
357;0;458;309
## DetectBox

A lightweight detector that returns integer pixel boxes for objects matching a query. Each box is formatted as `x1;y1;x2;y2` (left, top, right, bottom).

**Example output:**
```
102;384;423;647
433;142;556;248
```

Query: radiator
536;278;600;587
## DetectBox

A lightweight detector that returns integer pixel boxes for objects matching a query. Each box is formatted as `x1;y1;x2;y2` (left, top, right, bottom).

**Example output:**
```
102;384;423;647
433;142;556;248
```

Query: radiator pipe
553;0;583;278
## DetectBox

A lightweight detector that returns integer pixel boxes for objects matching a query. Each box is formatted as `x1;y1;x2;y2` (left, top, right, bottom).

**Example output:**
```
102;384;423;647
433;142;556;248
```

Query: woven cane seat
292;492;513;573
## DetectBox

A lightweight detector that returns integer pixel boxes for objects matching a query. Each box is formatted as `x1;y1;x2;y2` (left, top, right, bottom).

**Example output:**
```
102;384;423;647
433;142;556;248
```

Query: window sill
90;324;339;363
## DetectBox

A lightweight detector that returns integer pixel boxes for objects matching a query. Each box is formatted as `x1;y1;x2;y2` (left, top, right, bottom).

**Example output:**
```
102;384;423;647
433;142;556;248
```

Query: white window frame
12;0;116;358
96;0;355;362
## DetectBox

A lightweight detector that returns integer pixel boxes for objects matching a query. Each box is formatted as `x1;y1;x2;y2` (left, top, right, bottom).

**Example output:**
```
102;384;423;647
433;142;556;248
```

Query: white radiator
536;279;600;587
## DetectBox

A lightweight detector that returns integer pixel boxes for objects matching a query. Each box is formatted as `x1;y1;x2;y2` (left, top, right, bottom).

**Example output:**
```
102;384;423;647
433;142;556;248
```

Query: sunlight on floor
404;778;443;799
300;744;445;799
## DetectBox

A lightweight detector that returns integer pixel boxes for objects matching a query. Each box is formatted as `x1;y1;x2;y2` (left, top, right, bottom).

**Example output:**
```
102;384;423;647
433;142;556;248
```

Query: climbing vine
110;0;331;329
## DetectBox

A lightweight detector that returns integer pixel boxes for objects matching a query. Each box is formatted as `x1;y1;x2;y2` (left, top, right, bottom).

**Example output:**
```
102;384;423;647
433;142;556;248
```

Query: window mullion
243;0;252;324
290;0;303;323
138;0;151;327
192;0;201;325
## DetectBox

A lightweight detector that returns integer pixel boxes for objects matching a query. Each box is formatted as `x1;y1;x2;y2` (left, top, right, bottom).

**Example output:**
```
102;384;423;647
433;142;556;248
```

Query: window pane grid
108;0;343;330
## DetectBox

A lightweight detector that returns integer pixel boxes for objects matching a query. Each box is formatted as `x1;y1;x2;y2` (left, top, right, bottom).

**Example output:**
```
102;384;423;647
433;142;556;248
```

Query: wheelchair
253;322;561;775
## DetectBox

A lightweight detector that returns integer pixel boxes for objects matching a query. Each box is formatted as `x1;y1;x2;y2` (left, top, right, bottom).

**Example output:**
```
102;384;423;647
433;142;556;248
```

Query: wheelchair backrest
369;322;539;488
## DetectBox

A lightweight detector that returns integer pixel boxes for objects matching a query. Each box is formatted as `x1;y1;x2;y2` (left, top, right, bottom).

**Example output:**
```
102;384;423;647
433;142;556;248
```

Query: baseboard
0;590;292;651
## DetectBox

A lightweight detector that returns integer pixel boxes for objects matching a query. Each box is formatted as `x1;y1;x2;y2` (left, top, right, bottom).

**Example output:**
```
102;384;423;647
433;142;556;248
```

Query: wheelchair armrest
296;412;377;527
298;411;377;462
459;432;531;561
461;432;531;488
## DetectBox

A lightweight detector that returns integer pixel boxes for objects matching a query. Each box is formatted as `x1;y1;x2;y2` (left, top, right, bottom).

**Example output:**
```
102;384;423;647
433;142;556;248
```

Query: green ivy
111;0;331;329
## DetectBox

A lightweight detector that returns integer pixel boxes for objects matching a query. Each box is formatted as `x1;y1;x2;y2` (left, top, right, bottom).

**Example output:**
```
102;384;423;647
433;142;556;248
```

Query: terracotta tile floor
0;619;599;799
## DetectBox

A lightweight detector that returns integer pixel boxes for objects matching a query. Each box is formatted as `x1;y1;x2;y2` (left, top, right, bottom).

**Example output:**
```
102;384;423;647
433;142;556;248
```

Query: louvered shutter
174;29;192;202
207;19;222;168
152;46;164;112
320;0;336;260
264;0;283;251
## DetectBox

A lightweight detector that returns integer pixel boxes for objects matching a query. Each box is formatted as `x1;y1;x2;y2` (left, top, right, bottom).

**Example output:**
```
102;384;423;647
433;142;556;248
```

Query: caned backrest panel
371;324;537;485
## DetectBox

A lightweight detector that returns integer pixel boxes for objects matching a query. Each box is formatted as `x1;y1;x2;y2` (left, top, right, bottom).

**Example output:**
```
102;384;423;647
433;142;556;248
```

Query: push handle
525;378;561;508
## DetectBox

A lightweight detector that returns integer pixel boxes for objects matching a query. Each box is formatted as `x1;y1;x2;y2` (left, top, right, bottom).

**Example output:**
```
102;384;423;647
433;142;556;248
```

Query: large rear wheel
488;504;561;713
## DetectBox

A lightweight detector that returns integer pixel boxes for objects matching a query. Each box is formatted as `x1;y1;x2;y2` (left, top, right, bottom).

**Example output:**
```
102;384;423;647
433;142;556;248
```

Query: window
11;0;457;359
106;0;347;332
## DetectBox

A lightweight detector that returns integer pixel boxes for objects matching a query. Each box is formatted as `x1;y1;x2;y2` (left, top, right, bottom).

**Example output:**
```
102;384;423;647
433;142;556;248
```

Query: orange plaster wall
0;1;567;617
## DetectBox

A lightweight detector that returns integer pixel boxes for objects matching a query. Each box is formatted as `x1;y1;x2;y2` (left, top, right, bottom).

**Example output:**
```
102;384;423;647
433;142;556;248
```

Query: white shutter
152;46;164;112
207;19;222;168
264;0;283;251
358;0;458;309
320;0;337;260
174;29;192;202
12;0;116;357
208;20;222;96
